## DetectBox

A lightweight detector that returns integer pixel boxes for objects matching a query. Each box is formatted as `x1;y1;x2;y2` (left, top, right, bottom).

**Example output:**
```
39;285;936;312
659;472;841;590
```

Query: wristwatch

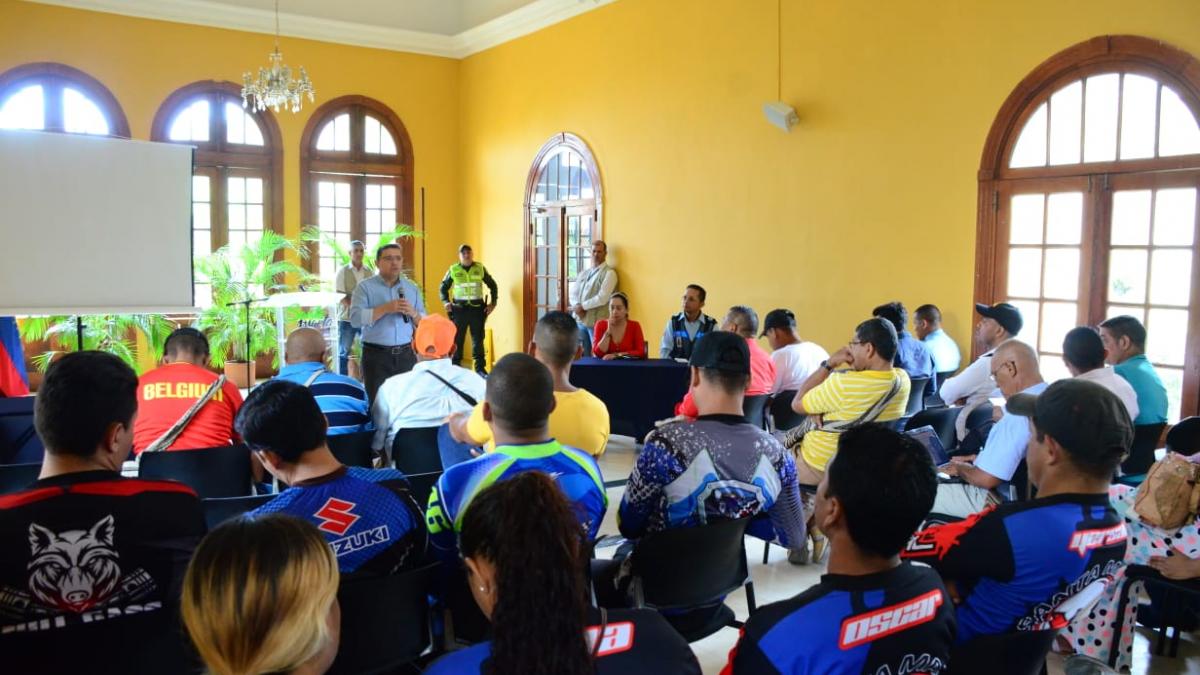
820;360;834;372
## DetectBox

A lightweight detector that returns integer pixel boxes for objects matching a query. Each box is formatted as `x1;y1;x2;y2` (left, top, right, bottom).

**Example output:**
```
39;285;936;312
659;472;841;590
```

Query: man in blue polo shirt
275;327;371;435
351;242;426;405
1100;315;1169;425
240;379;426;577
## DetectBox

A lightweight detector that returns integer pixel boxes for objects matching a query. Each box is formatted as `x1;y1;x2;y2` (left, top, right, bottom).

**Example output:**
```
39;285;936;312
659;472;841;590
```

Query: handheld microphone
397;286;411;323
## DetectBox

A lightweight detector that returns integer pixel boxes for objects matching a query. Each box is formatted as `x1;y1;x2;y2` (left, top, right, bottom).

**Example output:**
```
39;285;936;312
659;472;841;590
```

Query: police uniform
439;261;498;373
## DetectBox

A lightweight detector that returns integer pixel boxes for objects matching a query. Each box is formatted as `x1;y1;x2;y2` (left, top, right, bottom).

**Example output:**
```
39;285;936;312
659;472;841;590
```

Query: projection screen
0;129;194;315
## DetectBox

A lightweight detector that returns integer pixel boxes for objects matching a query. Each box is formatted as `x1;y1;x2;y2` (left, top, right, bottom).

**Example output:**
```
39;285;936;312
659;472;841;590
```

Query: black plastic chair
392;427;443;475
1110;564;1200;665
138;445;252;498
1123;423;1166;475
1166;416;1200;453
0;396;42;464
946;629;1055;675
0;461;41;495
629;517;756;642
405;470;442;510
743;395;769;430
768;391;805;431
328;429;375;468
201;494;276;529
905;377;930;417
905;407;959;454
328;563;438;675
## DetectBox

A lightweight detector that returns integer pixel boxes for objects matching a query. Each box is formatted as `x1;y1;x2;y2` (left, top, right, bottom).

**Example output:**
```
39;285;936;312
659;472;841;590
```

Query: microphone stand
226;297;267;390
75;316;85;351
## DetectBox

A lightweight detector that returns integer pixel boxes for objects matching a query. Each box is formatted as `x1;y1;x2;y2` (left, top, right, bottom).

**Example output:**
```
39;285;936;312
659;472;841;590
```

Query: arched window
976;36;1200;420
300;96;414;282
523;133;603;342
151;81;283;307
0;63;130;137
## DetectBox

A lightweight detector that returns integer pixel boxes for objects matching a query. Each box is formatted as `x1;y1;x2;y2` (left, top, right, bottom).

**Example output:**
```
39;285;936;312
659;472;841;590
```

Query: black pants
450;304;487;371
362;342;416;406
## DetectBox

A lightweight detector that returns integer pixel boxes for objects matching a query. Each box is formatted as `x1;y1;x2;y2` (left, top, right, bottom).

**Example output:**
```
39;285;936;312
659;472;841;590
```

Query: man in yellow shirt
448;310;610;457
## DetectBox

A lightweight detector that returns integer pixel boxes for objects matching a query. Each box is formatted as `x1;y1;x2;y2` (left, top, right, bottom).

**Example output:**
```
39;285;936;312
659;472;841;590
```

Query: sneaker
787;546;810;565
1063;654;1117;675
811;535;829;564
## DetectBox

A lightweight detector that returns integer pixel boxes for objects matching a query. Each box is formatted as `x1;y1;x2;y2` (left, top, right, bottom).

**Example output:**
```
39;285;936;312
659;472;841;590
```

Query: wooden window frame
0;62;131;137
976;35;1200;418
522;133;604;343
299;95;415;277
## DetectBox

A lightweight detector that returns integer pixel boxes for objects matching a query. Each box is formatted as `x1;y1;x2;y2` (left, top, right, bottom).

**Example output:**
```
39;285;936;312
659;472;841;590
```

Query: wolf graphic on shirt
27;515;122;613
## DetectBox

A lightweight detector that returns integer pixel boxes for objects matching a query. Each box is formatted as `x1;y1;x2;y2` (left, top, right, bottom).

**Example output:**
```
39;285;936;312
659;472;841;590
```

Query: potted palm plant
195;231;313;388
19;313;177;374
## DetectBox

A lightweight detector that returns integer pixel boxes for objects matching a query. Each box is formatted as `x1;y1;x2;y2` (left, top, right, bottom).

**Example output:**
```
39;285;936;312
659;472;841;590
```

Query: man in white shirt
939;303;1023;440
371;314;485;456
568;240;618;350
760;308;828;394
1063;326;1139;420
914;304;961;374
335;240;370;375
933;339;1046;518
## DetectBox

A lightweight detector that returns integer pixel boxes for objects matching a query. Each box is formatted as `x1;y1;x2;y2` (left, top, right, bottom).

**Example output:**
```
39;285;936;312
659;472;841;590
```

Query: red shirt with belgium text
132;362;243;453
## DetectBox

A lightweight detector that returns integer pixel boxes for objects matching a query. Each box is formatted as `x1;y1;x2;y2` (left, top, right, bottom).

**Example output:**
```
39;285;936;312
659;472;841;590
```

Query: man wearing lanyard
351;243;425;404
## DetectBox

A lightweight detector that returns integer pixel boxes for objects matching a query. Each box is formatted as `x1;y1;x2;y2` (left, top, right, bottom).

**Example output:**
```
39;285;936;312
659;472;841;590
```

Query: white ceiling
23;0;615;58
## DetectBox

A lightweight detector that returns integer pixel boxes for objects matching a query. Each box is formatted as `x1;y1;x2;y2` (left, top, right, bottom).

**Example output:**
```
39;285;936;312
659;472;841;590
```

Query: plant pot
224;361;256;390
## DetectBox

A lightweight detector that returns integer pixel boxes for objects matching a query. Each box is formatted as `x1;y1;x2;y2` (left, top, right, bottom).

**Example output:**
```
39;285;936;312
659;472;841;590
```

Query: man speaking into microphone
351;243;425;405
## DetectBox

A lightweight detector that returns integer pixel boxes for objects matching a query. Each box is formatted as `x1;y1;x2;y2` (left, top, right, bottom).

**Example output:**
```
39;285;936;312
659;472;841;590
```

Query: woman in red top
592;292;646;359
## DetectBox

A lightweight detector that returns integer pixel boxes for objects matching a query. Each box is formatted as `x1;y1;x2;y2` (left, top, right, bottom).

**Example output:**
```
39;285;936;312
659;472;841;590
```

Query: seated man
372;314;485;456
133;327;243;453
1063;326;1138;420
724;424;955;674
0;352;206;672
939;303;1022;440
675;306;775;418
903;379;1131;644
873;301;935;381
449;311;610;457
426;352;608;562
914;303;961;375
240;379;426;577
1100;315;1168;426
275;327;371;436
761;308;829;396
933;339;1046;518
659;283;718;360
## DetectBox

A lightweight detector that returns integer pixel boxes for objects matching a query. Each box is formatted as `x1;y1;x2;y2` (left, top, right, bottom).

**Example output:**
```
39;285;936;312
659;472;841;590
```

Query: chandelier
241;0;315;114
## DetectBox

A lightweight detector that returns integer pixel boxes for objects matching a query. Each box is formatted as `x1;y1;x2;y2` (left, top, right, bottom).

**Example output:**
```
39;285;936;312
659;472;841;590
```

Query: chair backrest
630;517;751;611
138;445;252;498
0;396;42;464
946;629;1056;675
405;470;442;509
327;430;375;468
1123;423;1167;475
742;395;769;429
0;461;41;495
392;427;443;475
768;391;806;431
1166;417;1200;454
905;407;959;453
201;494;276;529
327;563;437;675
904;377;930;416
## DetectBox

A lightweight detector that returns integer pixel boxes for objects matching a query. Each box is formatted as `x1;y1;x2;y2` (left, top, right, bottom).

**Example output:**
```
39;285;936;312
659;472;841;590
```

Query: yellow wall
459;0;1200;357
0;0;462;306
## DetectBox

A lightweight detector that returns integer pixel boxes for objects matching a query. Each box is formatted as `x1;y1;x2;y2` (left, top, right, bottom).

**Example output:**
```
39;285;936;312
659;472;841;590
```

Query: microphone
397;286;411;323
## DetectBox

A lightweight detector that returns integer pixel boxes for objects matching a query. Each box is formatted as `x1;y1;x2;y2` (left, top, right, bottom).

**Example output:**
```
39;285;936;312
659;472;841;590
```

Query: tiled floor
595;436;1200;675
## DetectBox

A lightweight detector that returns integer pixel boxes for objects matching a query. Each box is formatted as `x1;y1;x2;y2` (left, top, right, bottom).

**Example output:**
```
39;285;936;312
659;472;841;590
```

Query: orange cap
415;314;457;358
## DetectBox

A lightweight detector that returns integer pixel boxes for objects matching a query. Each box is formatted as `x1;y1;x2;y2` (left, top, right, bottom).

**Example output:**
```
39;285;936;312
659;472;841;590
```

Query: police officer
440;244;498;375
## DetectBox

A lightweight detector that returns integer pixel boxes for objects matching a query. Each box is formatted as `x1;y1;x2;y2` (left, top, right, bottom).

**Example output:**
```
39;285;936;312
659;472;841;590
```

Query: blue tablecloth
569;358;690;441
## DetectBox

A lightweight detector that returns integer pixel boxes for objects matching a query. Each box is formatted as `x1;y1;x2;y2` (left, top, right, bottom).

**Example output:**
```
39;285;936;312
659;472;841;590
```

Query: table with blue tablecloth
568;358;691;441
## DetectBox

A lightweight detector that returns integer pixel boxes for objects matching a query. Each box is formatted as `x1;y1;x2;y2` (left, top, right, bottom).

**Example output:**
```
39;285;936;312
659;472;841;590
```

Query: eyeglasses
848;339;865;346
379;255;403;263
989;360;1015;380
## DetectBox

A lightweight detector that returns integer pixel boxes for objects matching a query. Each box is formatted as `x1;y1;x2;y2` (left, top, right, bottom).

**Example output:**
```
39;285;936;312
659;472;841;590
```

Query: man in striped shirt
275;327;372;436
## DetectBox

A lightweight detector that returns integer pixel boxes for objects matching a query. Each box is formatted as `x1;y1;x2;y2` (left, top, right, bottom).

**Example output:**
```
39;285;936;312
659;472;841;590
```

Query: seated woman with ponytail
425;471;701;675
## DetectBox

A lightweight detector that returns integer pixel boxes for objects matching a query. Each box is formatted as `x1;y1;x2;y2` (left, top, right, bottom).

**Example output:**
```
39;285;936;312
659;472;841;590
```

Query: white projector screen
0;129;195;315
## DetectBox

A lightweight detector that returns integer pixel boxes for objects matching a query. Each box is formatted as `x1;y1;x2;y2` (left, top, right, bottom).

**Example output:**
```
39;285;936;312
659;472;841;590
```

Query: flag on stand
0;317;30;397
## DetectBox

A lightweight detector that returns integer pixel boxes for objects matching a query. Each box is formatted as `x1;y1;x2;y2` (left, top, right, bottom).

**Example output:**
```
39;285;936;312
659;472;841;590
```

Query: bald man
274;327;372;436
931;339;1047;518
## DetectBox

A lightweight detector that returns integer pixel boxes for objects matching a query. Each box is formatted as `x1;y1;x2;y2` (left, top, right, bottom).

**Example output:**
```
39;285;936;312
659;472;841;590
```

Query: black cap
1006;379;1133;459
689;331;750;374
975;302;1023;336
458;244;473;253
759;309;797;337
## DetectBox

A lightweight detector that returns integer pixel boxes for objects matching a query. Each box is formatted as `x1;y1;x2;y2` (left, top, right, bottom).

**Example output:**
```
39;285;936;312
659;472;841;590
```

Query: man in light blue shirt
931;339;1046;518
873;301;934;380
915;304;961;374
351;243;426;404
274;327;371;436
1100;315;1169;425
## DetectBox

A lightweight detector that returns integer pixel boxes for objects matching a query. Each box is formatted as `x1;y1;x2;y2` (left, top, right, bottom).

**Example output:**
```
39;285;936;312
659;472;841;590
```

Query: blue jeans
578;322;592;355
338;320;360;375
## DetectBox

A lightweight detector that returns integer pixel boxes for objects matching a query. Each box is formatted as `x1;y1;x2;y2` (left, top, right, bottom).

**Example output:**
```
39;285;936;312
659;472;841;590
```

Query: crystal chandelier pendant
241;1;315;114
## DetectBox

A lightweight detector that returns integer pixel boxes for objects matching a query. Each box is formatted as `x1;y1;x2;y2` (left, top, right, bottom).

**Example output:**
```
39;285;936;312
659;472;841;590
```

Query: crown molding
20;0;616;59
